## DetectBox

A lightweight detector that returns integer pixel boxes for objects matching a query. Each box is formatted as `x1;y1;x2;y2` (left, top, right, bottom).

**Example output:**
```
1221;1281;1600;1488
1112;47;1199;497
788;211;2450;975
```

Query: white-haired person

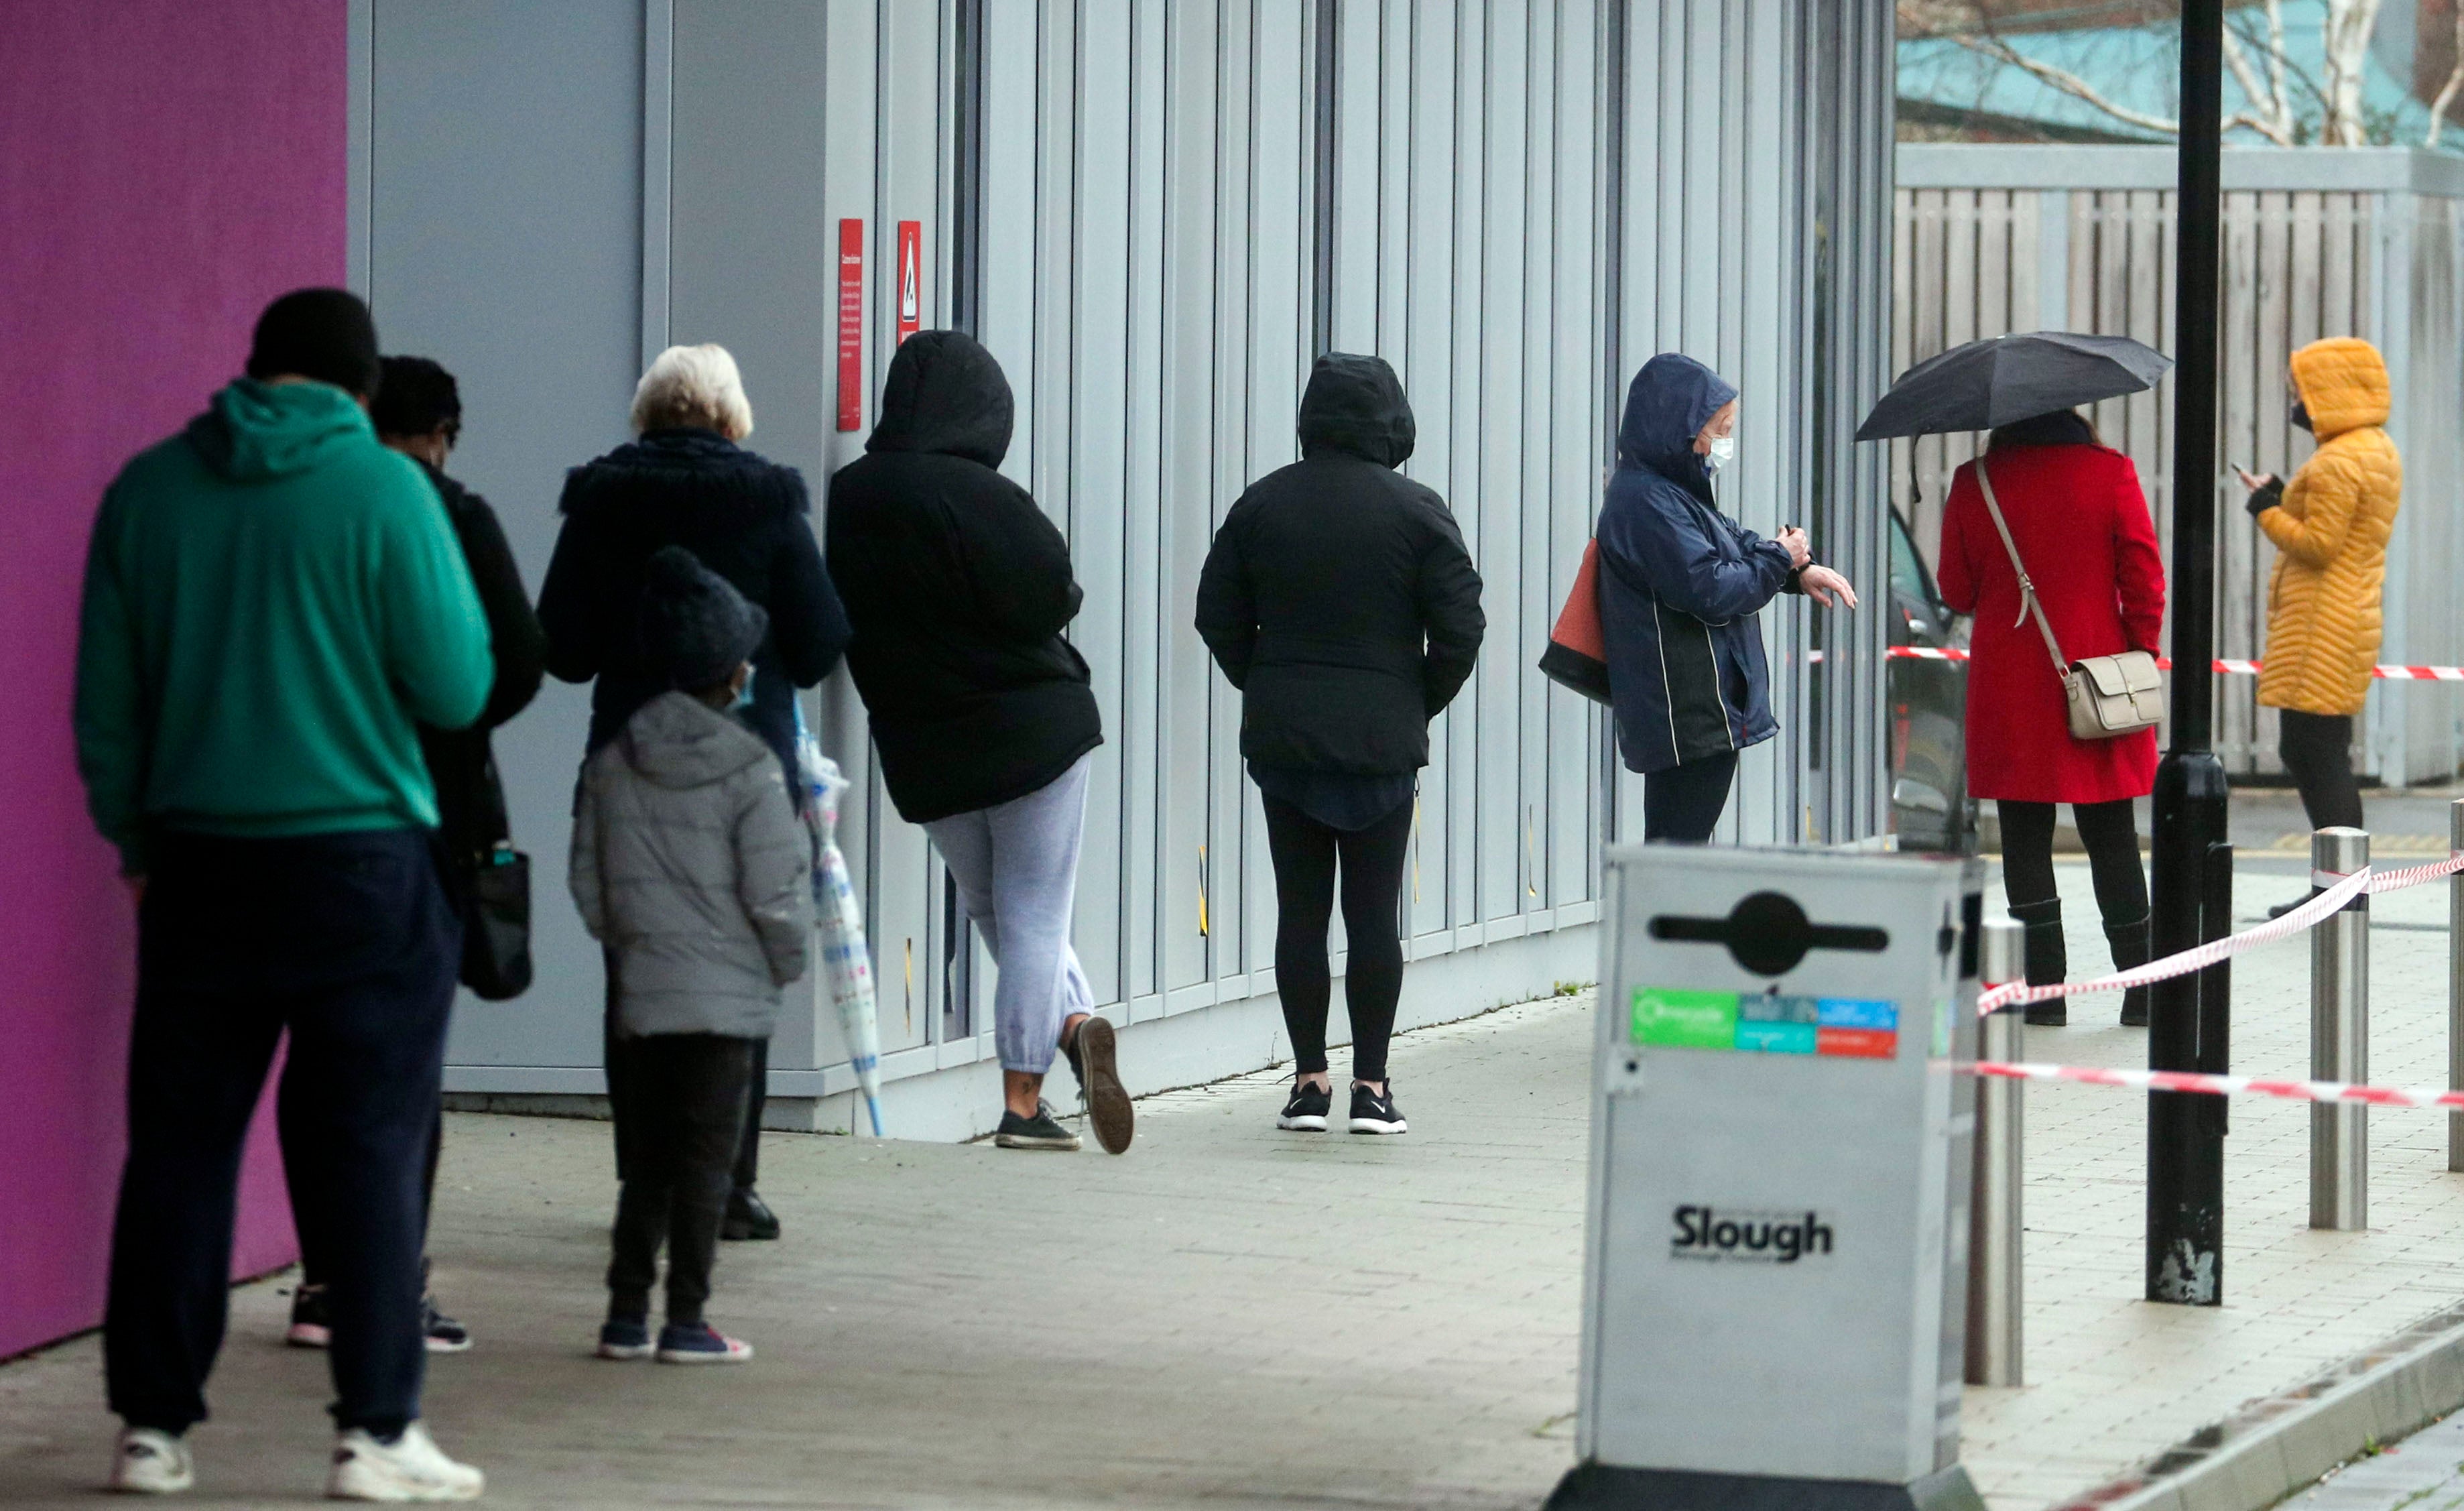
539;343;849;1244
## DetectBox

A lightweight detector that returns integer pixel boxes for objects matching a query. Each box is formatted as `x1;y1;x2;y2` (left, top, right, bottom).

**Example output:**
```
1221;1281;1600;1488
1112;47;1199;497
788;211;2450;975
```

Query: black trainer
286;1283;332;1348
422;1296;472;1354
721;1187;780;1242
1277;1079;1332;1132
1349;1082;1408;1135
1066;1016;1135;1155
995;1099;1082;1151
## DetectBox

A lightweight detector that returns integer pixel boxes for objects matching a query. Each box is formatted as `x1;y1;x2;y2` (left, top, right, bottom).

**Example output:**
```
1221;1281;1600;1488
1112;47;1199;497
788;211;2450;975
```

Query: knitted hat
245;288;382;396
637;546;769;694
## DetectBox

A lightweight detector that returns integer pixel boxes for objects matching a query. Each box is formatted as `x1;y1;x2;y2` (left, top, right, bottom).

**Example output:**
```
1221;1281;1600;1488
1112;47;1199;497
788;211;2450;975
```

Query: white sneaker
325;1423;484;1502
109;1427;194;1494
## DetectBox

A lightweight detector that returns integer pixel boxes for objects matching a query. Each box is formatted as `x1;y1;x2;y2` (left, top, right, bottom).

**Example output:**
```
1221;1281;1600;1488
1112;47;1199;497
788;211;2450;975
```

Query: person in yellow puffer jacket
2233;337;2400;916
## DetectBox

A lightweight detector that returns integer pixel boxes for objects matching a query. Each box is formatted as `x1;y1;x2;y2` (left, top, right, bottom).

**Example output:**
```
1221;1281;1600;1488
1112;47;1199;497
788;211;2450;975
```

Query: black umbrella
1855;330;2172;441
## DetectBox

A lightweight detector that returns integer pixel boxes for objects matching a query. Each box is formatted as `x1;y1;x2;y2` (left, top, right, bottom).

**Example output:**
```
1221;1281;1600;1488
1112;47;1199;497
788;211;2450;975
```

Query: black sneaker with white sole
994;1099;1082;1150
422;1296;472;1354
1277;1080;1331;1131
1349;1082;1407;1135
286;1283;331;1348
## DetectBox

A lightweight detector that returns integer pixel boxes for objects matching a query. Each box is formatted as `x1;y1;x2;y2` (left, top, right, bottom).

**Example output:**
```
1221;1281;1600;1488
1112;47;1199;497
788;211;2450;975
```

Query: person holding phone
1595;353;1857;843
2234;338;2401;917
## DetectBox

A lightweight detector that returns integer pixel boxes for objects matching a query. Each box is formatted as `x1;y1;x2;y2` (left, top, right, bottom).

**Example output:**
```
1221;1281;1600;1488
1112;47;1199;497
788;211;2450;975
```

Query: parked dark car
1887;507;1975;853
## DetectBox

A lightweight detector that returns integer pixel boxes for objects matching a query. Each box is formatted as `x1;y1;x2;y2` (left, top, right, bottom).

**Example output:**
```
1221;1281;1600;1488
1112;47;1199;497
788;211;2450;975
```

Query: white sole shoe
109;1427;194;1494
1349;1115;1408;1134
287;1321;332;1349
656;1332;753;1365
326;1423;483;1502
1276;1112;1329;1131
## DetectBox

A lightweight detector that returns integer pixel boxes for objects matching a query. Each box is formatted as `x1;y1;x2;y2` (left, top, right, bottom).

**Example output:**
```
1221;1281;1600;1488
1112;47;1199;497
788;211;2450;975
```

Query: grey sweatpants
924;753;1095;1075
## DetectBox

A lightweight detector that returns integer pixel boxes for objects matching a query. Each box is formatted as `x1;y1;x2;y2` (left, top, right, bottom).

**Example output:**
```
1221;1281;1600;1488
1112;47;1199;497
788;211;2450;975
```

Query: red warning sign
835;219;864;432
896;221;922;344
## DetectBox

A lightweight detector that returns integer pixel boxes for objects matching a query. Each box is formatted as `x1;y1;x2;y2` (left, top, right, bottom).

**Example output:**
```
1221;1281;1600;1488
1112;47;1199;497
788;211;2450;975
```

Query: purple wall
0;0;348;1359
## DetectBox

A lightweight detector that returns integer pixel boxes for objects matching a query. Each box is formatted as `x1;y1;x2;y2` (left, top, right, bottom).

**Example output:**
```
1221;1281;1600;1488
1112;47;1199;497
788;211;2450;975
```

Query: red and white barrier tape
1973;851;2464;1015
1822;646;2464;680
1961;1059;2464;1111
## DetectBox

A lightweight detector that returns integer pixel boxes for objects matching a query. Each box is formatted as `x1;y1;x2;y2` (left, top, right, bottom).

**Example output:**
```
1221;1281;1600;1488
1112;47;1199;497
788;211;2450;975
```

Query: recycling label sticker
1632;987;1899;1061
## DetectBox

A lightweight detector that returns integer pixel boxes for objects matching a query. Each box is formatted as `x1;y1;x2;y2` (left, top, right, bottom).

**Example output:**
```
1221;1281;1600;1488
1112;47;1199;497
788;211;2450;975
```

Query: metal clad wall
355;0;1900;1128
1613;0;1894;849
360;0;645;1076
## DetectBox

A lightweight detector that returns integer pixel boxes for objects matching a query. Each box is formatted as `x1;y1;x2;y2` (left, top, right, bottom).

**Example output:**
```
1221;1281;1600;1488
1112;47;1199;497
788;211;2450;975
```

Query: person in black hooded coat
1195;352;1484;1138
538;342;849;1244
826;330;1131;1158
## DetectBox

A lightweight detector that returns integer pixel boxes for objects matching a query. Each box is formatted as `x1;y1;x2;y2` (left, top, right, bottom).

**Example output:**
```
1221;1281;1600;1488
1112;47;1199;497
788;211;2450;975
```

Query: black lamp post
2146;0;2233;1307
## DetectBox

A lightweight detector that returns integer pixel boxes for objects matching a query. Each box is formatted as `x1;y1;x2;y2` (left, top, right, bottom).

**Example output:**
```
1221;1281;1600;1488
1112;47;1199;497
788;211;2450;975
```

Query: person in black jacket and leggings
827;331;1131;1156
285;355;546;1357
1197;353;1485;1137
538;343;851;1241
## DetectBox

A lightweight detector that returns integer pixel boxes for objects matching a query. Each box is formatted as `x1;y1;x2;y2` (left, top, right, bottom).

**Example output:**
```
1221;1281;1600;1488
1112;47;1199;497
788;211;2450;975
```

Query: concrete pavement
4;841;2463;1508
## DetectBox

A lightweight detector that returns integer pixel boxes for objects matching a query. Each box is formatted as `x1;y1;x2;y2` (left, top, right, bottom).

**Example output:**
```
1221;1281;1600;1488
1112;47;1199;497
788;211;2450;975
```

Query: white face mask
1707;433;1736;472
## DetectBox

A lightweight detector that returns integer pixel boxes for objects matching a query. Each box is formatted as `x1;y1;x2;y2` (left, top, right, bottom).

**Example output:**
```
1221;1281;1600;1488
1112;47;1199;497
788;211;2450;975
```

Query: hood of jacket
1617;353;1736;498
2290;337;2391;440
866;330;1014;468
182;378;374;482
619;691;778;790
1296;352;1416;467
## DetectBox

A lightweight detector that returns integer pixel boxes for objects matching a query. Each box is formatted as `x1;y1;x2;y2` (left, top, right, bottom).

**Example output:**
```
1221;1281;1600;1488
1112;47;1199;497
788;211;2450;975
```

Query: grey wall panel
365;0;644;1072
1607;0;1894;849
669;1;832;488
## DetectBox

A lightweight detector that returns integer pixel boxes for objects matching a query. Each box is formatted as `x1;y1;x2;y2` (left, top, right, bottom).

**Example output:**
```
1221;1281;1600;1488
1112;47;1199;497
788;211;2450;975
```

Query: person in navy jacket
1597;353;1858;841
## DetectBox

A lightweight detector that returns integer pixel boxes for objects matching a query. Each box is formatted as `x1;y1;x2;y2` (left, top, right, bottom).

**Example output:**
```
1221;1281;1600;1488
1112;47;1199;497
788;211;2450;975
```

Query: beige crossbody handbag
1973;460;2164;741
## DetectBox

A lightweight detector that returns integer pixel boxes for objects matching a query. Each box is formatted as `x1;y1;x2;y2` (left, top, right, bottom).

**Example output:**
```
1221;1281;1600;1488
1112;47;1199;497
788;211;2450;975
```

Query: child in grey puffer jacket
571;547;812;1365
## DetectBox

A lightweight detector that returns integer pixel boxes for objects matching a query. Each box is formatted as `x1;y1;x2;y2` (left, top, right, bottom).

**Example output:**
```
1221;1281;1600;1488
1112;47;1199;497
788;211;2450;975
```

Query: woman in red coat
1937;410;2167;1028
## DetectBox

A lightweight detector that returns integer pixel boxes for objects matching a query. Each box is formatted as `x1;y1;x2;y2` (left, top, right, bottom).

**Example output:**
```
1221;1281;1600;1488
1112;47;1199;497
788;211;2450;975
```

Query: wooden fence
1892;145;2464;786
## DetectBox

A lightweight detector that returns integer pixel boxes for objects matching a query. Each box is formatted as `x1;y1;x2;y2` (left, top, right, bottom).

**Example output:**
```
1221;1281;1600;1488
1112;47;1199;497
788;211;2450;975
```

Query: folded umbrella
1855;330;2171;441
794;704;885;1137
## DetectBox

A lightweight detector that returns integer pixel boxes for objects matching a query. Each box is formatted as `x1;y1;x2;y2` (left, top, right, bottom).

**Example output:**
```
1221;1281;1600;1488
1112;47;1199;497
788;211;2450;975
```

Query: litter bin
1548;845;1987;1511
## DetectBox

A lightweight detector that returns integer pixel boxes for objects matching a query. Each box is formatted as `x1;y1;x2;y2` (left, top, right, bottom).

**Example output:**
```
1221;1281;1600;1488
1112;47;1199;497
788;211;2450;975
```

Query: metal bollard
2451;800;2463;1174
2311;827;2369;1230
1967;916;2024;1388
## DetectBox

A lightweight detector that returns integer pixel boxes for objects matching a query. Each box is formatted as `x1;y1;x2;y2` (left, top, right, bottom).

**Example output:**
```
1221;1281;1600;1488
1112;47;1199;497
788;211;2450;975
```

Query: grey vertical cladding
1607;0;1892;848
392;0;1899;1088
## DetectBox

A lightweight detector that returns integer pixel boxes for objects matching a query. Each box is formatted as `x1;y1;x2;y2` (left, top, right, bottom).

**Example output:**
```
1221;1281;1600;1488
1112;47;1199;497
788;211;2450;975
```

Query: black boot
2010;898;2067;1027
2105;914;2152;1028
721;1187;780;1242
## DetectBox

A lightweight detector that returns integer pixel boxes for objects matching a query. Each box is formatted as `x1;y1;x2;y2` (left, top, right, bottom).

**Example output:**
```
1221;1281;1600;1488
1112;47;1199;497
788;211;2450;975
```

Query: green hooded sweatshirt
75;379;493;872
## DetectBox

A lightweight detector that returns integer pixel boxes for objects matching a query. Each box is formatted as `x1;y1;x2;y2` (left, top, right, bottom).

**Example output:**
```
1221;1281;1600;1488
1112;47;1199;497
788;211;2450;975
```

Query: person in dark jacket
538;342;851;1242
286;355;548;1356
1597;354;1857;841
1196;353;1483;1138
826;330;1131;1156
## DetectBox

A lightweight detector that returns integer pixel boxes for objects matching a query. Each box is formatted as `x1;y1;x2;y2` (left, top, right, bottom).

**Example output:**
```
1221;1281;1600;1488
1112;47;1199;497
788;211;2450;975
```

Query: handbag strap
1973;459;2071;675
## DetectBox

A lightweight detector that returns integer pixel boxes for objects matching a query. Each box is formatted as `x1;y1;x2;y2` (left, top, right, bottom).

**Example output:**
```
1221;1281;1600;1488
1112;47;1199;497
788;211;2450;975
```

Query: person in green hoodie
74;289;493;1502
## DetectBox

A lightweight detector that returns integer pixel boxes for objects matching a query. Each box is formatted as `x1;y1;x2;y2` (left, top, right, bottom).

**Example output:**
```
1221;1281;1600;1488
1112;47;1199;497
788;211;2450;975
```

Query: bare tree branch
2433;2;2464;147
2220;26;2297;143
1951;33;2182;135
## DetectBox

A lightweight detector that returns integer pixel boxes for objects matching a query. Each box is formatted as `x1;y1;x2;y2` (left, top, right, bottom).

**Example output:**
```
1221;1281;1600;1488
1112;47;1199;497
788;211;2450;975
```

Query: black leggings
2278;711;2364;831
1644;752;1739;843
1997;798;2149;924
1261;794;1413;1083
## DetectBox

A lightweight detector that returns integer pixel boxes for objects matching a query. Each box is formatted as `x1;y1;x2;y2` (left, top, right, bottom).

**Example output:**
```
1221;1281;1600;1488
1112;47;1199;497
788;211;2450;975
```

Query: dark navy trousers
105;828;458;1436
